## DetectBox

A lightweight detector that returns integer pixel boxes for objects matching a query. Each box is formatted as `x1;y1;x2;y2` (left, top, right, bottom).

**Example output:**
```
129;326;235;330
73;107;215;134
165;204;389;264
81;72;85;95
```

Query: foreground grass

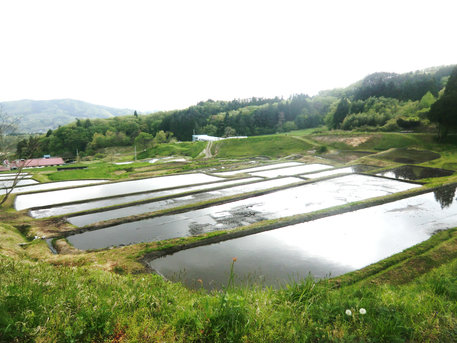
1;247;457;342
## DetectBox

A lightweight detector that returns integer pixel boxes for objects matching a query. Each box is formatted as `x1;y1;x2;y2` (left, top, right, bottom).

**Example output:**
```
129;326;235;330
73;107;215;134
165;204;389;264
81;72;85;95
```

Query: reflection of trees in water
350;165;376;173
434;186;456;209
393;166;417;180
383;166;454;181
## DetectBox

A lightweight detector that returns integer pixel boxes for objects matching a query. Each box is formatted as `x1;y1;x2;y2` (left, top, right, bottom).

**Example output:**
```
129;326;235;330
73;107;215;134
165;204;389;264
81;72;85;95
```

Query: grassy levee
2;132;457;342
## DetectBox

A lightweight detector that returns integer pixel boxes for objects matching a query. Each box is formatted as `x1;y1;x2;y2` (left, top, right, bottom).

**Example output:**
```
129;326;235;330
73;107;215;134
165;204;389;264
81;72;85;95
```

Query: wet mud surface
321;150;374;163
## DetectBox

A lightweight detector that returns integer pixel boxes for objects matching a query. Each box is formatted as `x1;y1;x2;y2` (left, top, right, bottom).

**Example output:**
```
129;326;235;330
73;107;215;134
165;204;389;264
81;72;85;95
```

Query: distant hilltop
0;99;152;133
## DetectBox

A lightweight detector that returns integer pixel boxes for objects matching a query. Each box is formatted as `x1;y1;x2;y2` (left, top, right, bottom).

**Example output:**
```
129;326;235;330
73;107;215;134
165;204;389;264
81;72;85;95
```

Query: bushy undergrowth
1;253;457;342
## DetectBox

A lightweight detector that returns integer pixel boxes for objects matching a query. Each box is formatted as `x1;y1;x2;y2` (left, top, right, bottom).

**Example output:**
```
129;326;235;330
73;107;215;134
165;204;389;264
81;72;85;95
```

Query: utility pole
134;146;137;162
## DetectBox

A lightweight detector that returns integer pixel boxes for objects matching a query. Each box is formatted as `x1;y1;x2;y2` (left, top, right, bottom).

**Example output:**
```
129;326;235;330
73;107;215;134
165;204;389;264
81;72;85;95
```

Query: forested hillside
15;64;456;159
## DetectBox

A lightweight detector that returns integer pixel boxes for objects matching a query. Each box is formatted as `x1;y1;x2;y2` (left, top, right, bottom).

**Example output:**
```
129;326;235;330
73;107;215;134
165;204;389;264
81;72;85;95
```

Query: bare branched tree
0;107;40;206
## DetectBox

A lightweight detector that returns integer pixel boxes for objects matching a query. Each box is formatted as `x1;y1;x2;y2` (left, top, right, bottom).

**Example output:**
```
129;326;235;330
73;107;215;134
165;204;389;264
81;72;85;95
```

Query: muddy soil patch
321;151;374;163
313;135;373;147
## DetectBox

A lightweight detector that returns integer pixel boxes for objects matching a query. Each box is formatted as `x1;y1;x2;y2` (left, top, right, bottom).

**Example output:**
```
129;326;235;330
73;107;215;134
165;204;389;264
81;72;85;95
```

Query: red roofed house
9;156;65;170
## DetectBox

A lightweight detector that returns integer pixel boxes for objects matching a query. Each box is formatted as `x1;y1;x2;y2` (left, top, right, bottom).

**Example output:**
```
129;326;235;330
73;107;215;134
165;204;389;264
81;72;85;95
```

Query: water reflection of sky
67;177;302;226
0;179;38;188
14;173;222;211
67;175;420;250
30;177;262;219
213;162;303;176
250;163;332;178
151;186;457;290
301;167;354;179
0;173;32;180
7;180;109;198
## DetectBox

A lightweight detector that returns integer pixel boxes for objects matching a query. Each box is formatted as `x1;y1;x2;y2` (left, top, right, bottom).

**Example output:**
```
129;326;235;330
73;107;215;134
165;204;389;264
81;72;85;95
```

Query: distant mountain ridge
0;99;147;133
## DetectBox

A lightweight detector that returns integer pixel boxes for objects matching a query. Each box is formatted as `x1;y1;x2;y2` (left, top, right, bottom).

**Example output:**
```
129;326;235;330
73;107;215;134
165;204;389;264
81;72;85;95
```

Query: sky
1;0;455;112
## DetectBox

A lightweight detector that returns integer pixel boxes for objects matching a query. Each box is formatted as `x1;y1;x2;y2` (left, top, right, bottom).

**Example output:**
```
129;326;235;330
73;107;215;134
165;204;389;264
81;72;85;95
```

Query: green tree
154;130;167;144
428;66;457;141
420;91;436;109
282;121;298;132
134;110;138;118
224;126;236;137
202;124;217;136
332;98;350;128
134;132;154;151
84;118;93;128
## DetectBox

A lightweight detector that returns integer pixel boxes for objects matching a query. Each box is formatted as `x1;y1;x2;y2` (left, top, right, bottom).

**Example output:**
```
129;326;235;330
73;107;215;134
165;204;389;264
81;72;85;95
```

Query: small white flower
345;309;352;316
360;308;366;315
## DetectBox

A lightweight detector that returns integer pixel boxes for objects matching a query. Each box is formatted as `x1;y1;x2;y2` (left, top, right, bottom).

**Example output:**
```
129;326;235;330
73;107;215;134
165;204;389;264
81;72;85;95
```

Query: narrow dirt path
204;141;213;158
291;135;321;146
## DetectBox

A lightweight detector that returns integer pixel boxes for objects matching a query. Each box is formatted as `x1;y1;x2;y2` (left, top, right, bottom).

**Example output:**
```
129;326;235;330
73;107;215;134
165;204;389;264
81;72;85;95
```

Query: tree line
14;65;457;159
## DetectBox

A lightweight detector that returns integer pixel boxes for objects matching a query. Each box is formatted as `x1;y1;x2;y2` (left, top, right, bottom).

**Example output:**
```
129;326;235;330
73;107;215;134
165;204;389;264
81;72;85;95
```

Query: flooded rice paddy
150;185;457;290
30;177;261;219
67;177;303;227
0;173;32;180
6;180;109;197
66;174;419;250
212;162;304;176
14;173;222;211
301;165;376;179
0;179;38;188
376;165;454;180
373;148;441;164
249;163;332;178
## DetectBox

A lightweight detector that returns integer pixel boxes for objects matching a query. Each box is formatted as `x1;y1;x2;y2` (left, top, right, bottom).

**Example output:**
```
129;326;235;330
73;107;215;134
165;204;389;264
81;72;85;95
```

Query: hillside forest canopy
13;65;457;159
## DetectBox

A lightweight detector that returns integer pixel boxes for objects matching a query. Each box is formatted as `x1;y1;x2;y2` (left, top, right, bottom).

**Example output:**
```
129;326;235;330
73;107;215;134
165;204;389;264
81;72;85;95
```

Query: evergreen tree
428;66;457;141
332;98;350;128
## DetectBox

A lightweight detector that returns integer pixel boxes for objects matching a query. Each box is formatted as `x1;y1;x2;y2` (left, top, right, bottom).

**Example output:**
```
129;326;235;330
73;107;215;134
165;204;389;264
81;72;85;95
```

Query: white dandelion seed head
360;308;366;315
345;309;352;316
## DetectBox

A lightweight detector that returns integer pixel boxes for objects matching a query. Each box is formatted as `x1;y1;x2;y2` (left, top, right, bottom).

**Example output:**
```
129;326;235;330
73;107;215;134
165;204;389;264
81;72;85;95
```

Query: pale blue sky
1;0;455;112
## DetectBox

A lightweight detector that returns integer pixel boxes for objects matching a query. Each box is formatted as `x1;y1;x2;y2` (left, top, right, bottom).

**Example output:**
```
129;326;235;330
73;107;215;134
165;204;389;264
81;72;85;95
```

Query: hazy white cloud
1;0;455;111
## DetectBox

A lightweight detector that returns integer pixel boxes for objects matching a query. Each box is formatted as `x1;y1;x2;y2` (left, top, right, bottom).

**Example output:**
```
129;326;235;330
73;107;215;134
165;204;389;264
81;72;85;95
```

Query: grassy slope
138;141;206;159
213;135;313;158
2;132;457;342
